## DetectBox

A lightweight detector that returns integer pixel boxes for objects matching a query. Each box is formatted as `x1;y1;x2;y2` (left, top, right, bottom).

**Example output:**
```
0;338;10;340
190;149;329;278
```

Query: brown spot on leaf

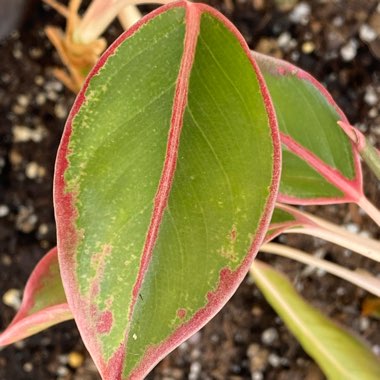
177;308;187;319
96;310;113;334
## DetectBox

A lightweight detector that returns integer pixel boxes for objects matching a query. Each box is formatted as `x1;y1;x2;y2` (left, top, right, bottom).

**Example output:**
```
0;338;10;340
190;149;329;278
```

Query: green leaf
0;248;72;347
252;52;364;205
54;2;280;379
251;261;380;380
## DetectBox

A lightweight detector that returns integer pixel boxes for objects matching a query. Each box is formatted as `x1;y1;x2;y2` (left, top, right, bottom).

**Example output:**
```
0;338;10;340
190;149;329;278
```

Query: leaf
251;261;380;380
54;2;280;379
252;52;364;205
0;248;72;347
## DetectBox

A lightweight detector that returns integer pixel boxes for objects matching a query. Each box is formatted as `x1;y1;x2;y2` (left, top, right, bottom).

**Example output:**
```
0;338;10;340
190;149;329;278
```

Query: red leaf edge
0;248;72;347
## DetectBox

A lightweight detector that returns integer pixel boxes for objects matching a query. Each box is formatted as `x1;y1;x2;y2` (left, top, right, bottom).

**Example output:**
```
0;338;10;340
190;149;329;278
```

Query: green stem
361;138;380;181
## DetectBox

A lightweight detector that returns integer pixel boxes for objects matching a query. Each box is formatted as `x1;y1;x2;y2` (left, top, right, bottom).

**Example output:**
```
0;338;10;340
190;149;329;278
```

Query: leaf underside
253;52;363;205
54;2;279;379
251;261;380;380
0;248;71;347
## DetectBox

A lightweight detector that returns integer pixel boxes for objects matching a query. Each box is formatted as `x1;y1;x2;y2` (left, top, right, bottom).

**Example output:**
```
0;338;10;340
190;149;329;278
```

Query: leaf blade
251;261;380;380
0;248;71;347
253;52;363;205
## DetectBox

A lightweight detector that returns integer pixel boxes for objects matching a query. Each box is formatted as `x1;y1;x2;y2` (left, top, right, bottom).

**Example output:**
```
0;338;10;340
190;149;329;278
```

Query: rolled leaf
251;261;380;380
0;248;72;347
253;52;364;205
54;2;280;379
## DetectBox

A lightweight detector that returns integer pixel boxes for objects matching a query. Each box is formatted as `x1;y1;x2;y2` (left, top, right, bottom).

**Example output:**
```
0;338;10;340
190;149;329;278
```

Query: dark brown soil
0;1;379;379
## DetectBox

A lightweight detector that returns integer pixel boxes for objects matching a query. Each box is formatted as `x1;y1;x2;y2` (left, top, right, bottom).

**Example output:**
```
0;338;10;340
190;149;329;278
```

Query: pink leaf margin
53;2;281;379
252;52;363;206
0;248;72;347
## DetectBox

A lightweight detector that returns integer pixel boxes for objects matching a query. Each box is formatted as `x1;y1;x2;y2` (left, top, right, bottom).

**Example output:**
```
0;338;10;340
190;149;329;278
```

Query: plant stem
361;138;380;181
338;121;380;181
75;0;172;44
286;225;380;263
357;196;380;228
260;243;380;297
276;203;380;262
118;5;142;30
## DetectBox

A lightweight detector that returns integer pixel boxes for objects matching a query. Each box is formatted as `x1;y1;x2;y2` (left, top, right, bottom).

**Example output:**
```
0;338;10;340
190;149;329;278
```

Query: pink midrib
280;132;362;202
130;1;199;314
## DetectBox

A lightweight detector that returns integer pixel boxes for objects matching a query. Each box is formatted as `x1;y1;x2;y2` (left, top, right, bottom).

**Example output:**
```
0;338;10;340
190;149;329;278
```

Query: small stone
23;362;33;372
256;38;283;58
14;340;25;349
340;39;358;61
9;149;23;167
13;48;22;60
278;32;292;48
29;47;43;59
0;205;9;217
13;125;46;143
373;345;380;356
369;107;378;118
253;0;264;10
58;354;68;365
336;286;346;296
289;3;311;24
47;91;58;101
38;223;49;236
364;86;378;106
274;0;298;12
36;93;46;106
332;16;344;27
1;73;11;83
56;365;69;376
189;361;201;380
252;372;263;380
2;289;22;310
17;95;29;107
247;344;269;372
359;317;370;332
35;75;44;86
316;268;326;277
25;162;46;180
12;104;26;115
251;306;263;317
345;223;360;234
190;348;201;360
68;351;85;368
55;103;68;119
268;353;281;368
16;206;38;233
1;255;12;266
188;331;201;345
360;24;378;43
302;41;316;54
261;328;279;346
